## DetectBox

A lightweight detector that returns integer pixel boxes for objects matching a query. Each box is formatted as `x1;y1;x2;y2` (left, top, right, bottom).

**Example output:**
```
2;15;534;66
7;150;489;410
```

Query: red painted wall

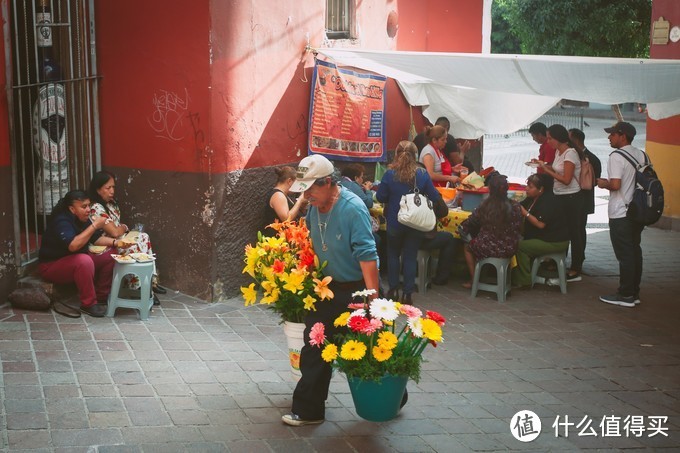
96;1;212;174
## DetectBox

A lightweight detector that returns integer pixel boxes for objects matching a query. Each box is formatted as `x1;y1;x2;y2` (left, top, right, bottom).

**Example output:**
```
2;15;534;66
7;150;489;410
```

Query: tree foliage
491;0;652;58
491;0;522;54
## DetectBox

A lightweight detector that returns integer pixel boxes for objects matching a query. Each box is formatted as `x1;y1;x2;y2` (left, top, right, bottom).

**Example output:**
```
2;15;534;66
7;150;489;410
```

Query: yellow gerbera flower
372;345;393;362
334;312;351;327
421;318;443;342
321;344;338;362
313;276;334;300
377;331;398;350
340;340;367;361
302;294;317;311
240;283;257;306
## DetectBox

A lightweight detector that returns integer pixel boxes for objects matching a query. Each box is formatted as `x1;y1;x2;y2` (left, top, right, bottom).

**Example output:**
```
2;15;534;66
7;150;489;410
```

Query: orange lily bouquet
309;289;446;382
241;219;333;323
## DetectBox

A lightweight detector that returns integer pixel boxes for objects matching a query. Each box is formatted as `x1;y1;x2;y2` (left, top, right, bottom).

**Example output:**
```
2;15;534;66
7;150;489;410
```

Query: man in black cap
596;121;645;308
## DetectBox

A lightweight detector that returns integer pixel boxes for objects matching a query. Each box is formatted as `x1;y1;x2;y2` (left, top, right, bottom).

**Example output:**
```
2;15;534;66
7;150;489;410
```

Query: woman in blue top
376;141;442;304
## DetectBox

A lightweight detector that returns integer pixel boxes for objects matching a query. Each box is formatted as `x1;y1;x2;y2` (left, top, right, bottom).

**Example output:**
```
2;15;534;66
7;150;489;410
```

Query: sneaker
634;295;641;305
566;273;582;282
281;413;324;426
599;294;635;308
80;303;107;317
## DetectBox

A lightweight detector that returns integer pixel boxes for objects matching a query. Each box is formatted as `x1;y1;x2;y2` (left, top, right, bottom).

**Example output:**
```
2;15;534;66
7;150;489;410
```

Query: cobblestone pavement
1;225;679;452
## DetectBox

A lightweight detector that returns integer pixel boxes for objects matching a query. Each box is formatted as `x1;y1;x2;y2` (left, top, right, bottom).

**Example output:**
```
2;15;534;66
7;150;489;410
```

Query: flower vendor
281;154;379;427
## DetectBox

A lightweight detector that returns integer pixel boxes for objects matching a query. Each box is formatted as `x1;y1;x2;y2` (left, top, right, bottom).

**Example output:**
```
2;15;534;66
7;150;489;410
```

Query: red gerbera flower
347;315;370;333
426;310;446;326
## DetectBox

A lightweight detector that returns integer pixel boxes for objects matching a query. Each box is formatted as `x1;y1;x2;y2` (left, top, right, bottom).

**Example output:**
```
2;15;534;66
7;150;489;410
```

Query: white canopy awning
317;48;680;138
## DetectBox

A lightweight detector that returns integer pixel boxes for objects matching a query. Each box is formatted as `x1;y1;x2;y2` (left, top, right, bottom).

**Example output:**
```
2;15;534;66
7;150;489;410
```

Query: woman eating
376;140;442;304
511;173;569;288
459;174;523;289
263;166;308;234
88;171;165;301
537;124;584;282
419;125;460;187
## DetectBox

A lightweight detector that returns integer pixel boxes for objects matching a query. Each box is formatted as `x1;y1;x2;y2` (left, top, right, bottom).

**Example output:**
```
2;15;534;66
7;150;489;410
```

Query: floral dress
89;201;157;289
465;201;523;259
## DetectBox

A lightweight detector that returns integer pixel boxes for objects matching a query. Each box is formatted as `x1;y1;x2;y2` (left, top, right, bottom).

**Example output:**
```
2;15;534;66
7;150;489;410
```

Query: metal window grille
7;0;100;268
326;0;352;39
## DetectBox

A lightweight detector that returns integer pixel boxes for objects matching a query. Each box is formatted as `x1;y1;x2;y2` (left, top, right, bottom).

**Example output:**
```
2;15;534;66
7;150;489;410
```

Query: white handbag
397;186;436;232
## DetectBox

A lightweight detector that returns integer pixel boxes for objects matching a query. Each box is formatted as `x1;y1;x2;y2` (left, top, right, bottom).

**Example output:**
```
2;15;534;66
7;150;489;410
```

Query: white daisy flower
351;288;377;298
350;308;366;319
407;317;424;338
369;298;399;321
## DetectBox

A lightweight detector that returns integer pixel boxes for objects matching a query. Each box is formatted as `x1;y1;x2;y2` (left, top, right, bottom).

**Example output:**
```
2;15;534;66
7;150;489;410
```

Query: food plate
130;252;155;263
524;161;540;168
112;254;135;264
88;245;107;254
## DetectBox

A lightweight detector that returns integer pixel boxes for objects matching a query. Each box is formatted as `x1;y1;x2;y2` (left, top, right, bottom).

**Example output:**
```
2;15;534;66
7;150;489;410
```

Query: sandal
461;281;472;289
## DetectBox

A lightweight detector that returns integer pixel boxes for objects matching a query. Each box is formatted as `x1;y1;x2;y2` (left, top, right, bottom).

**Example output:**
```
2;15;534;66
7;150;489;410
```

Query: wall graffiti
286;113;308;140
148;88;190;141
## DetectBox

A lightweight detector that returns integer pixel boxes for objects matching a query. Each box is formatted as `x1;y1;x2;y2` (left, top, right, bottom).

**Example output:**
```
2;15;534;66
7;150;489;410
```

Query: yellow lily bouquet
241;219;333;323
309;289;446;382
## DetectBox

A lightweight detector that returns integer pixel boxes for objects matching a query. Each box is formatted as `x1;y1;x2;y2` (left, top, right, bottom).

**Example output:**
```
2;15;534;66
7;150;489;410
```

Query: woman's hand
92;215;109;230
362;181;373;191
116;238;136;249
448;175;460;184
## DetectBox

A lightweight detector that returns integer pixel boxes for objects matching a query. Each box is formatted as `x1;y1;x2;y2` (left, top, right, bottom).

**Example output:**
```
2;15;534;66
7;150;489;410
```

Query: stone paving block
48;410;90;429
98;445;142;453
199;424;244;442
117;384;155;397
6;411;49;429
107;360;143;372
7;429;51;449
76;372;112;385
152;383;191;397
204;409;249;426
45;397;86;413
167;408;211;425
239;421;296;440
189;383;227;396
126;409;172;426
4;384;43;399
111;371;147;385
86;397;126;413
89;411;131;428
71;360;108;372
101;350;136;361
51;428;123;447
3;372;40;385
80;384;118;397
232;393;274;409
344;435;394;453
122;397;164;413
4;398;46;413
196;395;238;411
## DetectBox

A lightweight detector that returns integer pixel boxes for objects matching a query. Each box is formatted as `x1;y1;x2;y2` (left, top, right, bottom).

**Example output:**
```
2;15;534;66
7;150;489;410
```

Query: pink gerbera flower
361;318;383;335
309;322;326;347
399;304;422;319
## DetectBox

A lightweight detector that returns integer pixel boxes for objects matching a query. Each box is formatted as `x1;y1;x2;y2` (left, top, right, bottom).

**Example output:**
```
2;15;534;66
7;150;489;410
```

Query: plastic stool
107;261;154;320
531;252;567;294
416;249;433;294
471;257;511;303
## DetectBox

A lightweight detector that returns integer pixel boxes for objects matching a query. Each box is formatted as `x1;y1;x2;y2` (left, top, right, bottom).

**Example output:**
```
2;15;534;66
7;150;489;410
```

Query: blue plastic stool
471;257;511;303
107;261;154;320
530;252;568;294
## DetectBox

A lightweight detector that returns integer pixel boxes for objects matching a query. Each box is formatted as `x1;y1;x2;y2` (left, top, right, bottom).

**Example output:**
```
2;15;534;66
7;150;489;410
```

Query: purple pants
39;250;115;307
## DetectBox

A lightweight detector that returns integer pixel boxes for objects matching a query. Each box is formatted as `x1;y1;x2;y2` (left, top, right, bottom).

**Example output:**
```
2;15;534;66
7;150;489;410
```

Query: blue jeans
609;217;644;298
387;228;423;295
420;231;458;281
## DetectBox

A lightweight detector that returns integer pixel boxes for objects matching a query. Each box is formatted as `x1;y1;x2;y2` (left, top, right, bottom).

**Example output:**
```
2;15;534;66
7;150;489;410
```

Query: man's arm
359;260;380;299
596;178;621;191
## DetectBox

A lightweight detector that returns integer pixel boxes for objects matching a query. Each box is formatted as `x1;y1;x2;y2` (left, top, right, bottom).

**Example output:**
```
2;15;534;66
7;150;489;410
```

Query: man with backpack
596;122;646;308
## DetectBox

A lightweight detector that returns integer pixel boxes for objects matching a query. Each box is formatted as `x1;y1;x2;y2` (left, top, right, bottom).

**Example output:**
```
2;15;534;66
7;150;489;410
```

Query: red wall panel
96;1;212;173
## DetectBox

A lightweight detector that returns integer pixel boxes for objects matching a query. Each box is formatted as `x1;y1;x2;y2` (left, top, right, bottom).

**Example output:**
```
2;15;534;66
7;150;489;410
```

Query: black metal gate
7;0;100;268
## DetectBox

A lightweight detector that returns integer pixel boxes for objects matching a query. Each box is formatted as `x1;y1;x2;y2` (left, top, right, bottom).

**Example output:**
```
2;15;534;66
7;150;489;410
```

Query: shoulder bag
397;177;436;232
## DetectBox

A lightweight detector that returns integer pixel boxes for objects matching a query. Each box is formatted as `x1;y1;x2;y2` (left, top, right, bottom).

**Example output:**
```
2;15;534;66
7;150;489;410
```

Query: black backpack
613;149;664;225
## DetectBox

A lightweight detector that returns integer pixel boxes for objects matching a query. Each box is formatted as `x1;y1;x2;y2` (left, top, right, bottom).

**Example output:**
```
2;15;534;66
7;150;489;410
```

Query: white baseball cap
289;155;335;192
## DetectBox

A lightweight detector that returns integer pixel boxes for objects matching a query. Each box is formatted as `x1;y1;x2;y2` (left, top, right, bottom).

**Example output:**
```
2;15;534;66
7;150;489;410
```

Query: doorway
7;0;100;269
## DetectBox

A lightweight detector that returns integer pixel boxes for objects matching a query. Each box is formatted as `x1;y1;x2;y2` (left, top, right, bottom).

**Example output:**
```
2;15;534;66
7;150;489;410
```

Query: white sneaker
281;413;324;426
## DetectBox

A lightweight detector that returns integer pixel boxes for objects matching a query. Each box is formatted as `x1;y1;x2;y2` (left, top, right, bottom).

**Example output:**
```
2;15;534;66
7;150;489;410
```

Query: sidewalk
1;226;679;451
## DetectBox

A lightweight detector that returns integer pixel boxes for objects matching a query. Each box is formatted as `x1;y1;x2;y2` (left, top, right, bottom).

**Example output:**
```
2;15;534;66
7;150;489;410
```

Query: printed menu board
308;59;386;162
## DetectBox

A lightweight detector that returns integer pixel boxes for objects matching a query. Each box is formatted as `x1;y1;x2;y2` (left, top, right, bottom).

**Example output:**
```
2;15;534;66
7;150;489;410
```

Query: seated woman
340;163;373;209
263;166;308;234
88;171;165;299
39;190;133;317
376;140;442;304
512;173;569;288
460;174;523;288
